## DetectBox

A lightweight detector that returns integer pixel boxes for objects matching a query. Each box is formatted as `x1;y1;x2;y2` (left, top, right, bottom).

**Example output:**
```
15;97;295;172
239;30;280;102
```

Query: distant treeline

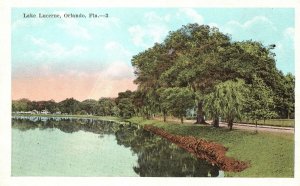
12;92;135;118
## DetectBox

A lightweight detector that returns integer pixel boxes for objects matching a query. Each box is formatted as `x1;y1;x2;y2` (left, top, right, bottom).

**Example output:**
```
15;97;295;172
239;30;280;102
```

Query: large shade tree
159;25;233;124
132;23;290;124
132;24;234;123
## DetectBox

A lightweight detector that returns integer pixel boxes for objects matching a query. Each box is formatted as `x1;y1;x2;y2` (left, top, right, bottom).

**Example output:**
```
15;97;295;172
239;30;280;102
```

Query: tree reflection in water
115;124;220;177
12;117;221;177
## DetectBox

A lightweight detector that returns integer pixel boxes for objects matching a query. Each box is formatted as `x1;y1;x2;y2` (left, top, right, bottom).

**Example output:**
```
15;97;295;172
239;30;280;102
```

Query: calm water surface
12;116;223;177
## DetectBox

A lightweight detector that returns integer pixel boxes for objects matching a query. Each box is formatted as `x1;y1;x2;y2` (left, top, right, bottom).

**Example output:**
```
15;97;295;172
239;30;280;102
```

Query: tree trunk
181;117;184;124
228;119;233;130
210;166;219;177
163;110;167;122
146;112;150;120
255;120;258;133
213;117;219;128
195;101;207;124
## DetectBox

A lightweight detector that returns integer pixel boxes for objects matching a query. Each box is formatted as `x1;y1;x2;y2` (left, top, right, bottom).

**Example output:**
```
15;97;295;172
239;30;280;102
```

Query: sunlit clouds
12;72;136;101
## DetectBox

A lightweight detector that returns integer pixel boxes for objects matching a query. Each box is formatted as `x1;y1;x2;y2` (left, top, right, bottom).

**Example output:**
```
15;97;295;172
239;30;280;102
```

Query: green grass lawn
238;119;295;128
128;117;294;177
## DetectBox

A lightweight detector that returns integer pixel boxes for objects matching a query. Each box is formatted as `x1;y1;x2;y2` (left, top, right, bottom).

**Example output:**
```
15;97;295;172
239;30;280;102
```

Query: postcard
1;1;299;186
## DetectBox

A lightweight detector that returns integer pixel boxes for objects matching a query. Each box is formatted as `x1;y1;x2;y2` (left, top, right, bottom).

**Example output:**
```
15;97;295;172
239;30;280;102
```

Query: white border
6;0;300;8
1;1;299;186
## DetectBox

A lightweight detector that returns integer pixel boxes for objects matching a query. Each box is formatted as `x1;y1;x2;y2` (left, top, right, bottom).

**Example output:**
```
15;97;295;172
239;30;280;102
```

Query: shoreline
144;125;249;172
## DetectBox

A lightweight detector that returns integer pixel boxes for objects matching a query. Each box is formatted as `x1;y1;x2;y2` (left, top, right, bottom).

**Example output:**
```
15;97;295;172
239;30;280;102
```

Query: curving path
217;121;294;134
154;117;294;134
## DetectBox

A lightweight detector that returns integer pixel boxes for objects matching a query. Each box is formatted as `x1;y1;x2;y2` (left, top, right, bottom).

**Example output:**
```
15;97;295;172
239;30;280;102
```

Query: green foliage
116;90;134;103
12;99;59;113
131;24;234;122
81;99;98;115
204;93;220;121
244;76;277;122
161;24;232;92
131;90;146;116
117;98;135;119
131;23;291;123
12;98;31;111
12;97;121;117
58;98;80;114
111;106;120;117
284;73;295;119
274;73;295;119
43;100;57;113
77;110;88;115
205;79;247;130
159;87;195;123
115;90;136;118
97;98;117;116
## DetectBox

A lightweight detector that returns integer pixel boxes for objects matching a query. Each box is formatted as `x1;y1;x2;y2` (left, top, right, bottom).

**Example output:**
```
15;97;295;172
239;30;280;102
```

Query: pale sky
12;8;295;101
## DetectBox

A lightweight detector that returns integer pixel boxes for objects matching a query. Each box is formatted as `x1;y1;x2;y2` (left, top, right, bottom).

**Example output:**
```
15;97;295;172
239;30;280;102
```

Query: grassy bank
128;117;294;177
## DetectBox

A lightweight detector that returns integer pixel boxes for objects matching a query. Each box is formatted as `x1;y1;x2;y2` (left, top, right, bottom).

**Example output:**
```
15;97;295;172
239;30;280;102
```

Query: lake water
12;116;224;177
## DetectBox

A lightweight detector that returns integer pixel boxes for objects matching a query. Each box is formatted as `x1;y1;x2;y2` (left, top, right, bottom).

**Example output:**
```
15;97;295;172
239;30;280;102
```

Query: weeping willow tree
204;79;247;130
204;92;221;128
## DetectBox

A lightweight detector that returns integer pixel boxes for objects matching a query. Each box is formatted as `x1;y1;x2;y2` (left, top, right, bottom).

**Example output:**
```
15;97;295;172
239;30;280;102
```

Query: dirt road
154;117;295;134
217;121;294;134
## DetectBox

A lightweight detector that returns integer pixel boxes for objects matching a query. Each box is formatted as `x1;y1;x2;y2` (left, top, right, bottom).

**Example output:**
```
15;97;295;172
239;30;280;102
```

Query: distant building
55;111;61;115
16;111;32;114
41;109;50;114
